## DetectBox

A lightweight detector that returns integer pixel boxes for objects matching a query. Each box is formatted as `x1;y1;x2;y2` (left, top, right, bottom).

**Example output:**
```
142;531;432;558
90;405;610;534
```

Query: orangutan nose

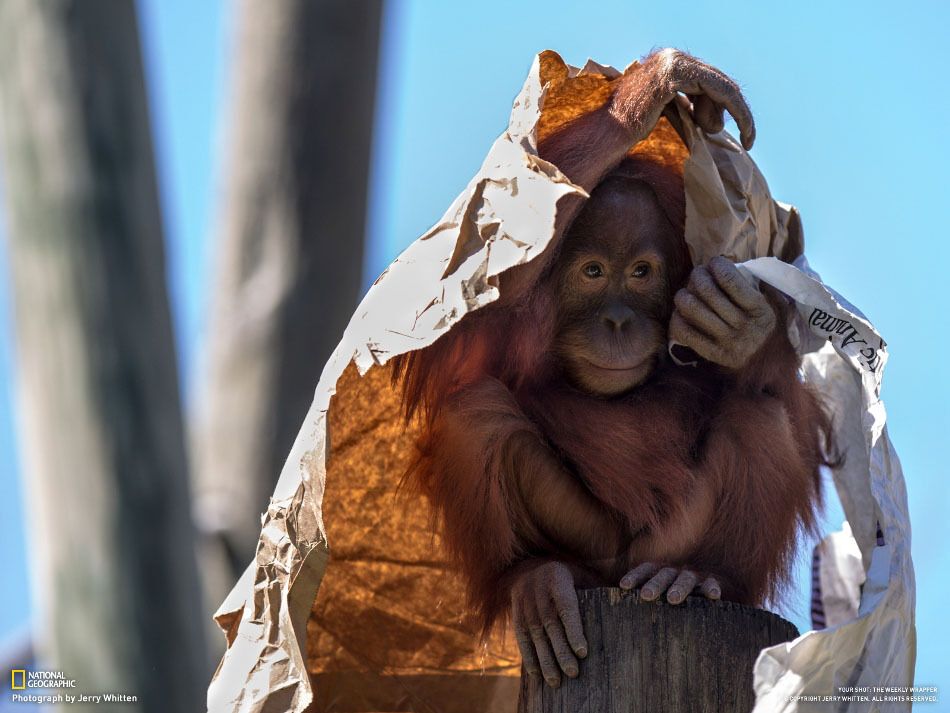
602;303;634;331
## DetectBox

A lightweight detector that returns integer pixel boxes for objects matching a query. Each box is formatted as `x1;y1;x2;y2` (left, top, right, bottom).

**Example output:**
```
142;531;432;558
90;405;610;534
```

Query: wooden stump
518;587;799;713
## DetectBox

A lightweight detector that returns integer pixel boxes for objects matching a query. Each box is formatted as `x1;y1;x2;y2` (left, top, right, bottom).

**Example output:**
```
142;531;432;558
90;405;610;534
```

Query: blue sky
1;0;947;697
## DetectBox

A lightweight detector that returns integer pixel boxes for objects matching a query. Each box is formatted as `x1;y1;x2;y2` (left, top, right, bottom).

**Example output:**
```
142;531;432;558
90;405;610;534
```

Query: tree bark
518;588;799;713
0;1;207;711
193;0;382;614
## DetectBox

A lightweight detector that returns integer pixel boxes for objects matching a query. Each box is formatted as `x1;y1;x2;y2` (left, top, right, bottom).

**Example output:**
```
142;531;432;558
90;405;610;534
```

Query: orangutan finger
708;75;754;149
666;570;700;604
620;561;659;590
692;61;755;149
512;598;541;677
669;312;731;366
687;267;744;327
674;288;732;340
549;574;587;658
537;590;578;677
544;620;579;678
529;624;561;688
667;55;755;149
700;576;722;600
641;566;679;601
690;93;725;134
707;256;766;314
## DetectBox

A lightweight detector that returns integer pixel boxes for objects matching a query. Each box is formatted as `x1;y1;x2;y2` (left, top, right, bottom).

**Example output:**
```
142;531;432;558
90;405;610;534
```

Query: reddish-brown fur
392;63;834;636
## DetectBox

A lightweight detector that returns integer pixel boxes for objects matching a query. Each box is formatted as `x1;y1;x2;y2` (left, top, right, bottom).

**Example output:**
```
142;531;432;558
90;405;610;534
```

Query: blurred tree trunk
194;0;381;616
0;1;207;711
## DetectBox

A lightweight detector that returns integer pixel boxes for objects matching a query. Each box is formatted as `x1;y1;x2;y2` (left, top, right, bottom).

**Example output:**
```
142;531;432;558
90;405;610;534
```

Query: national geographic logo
9;669;75;689
7;669;138;705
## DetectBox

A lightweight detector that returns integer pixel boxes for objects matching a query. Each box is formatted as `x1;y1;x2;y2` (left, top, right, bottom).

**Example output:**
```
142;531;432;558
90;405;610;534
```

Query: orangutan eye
631;262;651;279
582;262;605;279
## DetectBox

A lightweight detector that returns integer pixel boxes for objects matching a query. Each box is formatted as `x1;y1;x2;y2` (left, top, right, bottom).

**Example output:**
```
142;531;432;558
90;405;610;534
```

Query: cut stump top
518;587;800;713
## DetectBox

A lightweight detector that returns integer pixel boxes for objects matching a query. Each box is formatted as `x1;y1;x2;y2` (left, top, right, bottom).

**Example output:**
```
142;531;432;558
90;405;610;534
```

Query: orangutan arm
441;377;627;564
411;376;627;636
537;49;756;195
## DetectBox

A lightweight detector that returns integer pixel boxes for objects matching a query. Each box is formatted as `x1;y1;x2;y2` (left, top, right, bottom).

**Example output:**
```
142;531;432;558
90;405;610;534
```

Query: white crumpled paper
207;51;916;713
814;522;866;628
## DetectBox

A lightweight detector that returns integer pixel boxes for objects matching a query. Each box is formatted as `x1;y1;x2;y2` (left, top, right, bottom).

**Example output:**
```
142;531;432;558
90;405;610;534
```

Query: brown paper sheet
207;51;914;713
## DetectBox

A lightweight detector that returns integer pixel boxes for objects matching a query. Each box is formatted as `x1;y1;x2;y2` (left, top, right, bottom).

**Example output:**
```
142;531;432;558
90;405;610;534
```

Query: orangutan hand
510;560;588;689
619;562;723;605
669;256;778;371
610;48;756;150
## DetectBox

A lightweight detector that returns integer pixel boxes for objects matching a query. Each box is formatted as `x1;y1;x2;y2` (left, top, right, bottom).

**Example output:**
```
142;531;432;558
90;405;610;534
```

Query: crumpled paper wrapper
207;51;916;713
814;522;866;629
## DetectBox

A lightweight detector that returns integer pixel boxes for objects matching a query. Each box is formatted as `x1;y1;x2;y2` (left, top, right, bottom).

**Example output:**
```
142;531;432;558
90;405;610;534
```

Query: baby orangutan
393;49;833;688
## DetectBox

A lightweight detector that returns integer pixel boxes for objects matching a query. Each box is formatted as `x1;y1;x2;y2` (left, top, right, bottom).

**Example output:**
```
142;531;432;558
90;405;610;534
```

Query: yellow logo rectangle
11;670;25;690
